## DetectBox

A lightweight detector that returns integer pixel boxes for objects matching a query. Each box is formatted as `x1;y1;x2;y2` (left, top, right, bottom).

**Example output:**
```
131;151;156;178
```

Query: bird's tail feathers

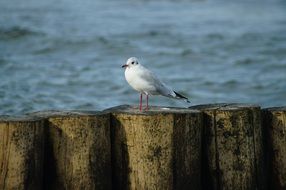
173;91;190;103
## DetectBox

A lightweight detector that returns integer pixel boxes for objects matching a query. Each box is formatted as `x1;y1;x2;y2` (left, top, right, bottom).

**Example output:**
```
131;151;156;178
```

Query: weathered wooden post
32;111;112;190
191;103;266;190
0;116;45;190
263;107;286;189
107;105;202;190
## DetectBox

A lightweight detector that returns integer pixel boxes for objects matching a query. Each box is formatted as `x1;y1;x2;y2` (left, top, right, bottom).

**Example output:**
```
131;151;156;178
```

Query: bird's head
122;57;139;69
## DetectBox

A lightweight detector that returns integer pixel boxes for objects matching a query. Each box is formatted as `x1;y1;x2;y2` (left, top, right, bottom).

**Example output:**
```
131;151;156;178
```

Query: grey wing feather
138;65;190;103
138;66;173;95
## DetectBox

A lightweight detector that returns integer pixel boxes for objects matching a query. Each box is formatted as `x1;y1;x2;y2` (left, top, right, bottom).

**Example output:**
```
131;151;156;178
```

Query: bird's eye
131;61;135;64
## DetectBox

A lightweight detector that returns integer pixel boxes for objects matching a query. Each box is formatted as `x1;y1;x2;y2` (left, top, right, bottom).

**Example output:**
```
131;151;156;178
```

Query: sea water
0;0;286;114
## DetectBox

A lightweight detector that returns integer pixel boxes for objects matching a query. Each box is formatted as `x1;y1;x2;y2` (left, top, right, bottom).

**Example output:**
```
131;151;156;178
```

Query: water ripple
0;26;42;40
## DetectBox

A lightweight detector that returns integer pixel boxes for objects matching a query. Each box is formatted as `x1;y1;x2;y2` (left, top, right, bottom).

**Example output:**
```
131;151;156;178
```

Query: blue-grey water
0;0;286;115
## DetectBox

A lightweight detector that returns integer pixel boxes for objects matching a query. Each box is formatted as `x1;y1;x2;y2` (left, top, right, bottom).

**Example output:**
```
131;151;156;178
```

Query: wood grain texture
0;116;45;190
107;105;202;190
263;107;286;189
191;103;266;190
32;111;112;190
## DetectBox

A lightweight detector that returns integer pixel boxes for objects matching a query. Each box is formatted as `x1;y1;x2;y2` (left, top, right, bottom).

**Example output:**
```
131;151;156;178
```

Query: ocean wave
31;37;90;55
0;26;41;40
234;58;256;65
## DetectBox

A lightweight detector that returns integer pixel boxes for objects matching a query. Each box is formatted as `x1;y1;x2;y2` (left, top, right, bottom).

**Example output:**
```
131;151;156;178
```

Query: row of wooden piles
0;104;285;190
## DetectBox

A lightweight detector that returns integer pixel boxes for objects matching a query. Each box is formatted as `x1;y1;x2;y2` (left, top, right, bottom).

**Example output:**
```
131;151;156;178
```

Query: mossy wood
32;111;112;190
191;104;266;190
263;107;286;189
0;116;45;190
107;105;202;190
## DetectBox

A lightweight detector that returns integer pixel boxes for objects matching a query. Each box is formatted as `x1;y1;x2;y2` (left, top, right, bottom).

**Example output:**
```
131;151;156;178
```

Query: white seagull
122;57;190;111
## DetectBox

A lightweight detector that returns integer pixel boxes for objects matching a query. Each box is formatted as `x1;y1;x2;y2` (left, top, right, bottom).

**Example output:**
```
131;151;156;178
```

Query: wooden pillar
0;116;45;190
263;107;286;189
191;103;266;190
32;111;112;190
107;105;202;190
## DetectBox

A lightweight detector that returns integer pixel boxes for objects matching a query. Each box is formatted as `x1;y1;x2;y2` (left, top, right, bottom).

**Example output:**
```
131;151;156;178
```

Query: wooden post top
190;103;260;111
104;105;200;115
263;107;286;111
29;110;106;119
0;115;42;122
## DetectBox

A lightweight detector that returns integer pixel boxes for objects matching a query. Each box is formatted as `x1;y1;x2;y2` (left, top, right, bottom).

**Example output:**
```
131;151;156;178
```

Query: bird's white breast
124;66;158;95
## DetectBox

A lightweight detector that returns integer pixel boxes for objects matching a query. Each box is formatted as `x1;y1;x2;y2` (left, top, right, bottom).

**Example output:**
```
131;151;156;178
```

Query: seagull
122;57;190;111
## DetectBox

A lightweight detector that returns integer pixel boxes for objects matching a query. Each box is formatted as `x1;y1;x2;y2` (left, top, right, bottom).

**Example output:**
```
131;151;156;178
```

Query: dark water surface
0;0;286;114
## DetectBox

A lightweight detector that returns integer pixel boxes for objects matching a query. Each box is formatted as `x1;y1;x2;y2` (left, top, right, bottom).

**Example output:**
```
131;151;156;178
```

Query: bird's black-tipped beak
122;64;128;68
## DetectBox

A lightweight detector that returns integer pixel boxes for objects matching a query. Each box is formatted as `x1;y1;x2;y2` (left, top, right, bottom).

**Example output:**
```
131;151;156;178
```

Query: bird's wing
137;66;174;96
136;65;190;102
